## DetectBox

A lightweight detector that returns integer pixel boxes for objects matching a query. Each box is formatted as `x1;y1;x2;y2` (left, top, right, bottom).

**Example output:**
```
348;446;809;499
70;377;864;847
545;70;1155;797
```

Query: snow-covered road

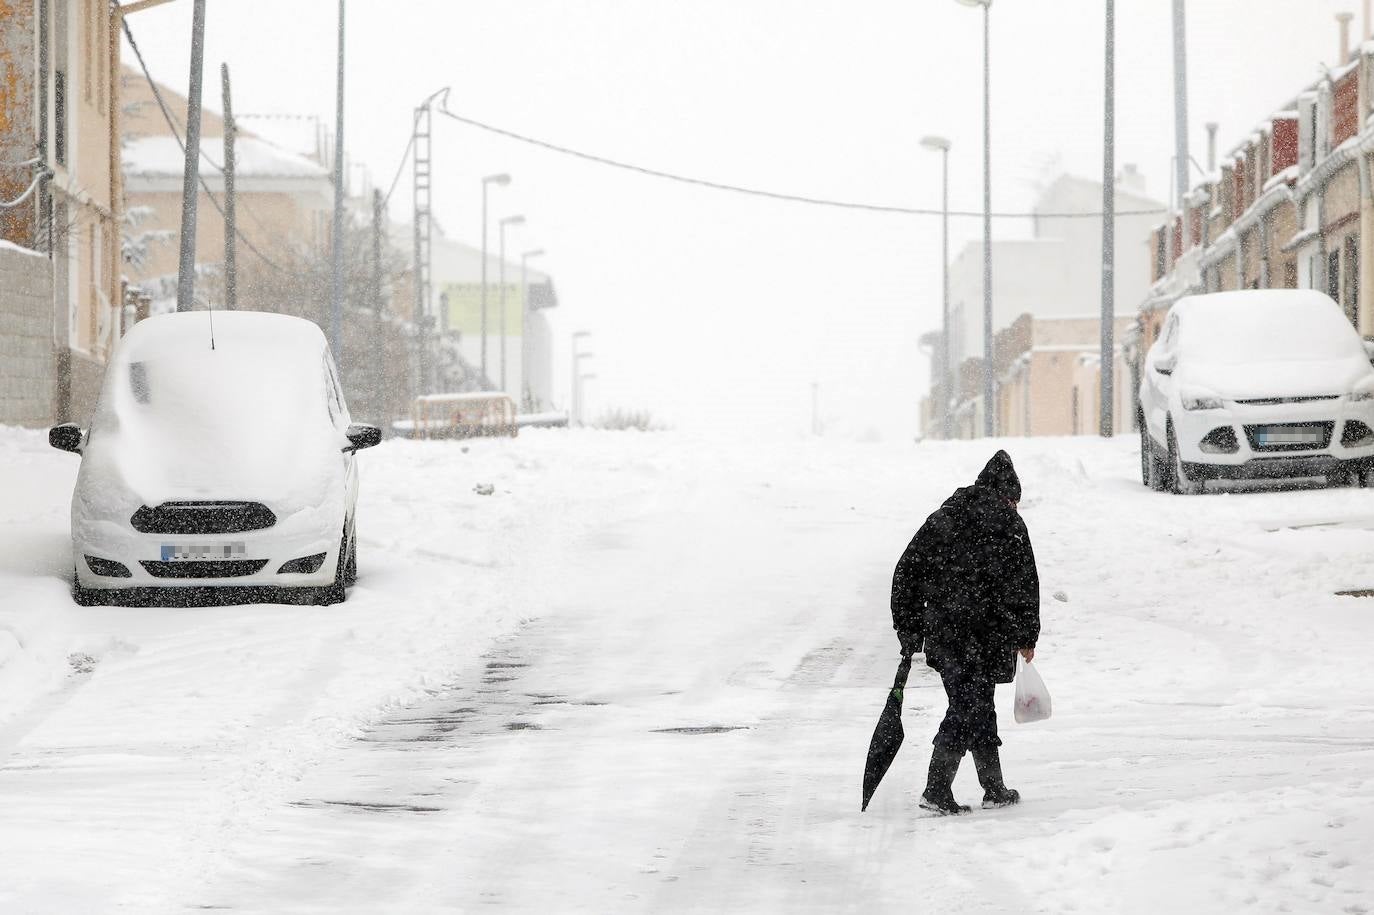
2;428;1372;913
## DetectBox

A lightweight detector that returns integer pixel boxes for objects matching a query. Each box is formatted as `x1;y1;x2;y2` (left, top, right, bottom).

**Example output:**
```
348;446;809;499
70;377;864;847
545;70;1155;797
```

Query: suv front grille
131;502;276;535
139;560;269;579
1234;395;1340;406
1243;421;1334;452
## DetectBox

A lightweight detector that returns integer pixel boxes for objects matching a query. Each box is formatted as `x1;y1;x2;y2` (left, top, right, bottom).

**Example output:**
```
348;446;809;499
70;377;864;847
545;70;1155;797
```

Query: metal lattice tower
412;102;433;377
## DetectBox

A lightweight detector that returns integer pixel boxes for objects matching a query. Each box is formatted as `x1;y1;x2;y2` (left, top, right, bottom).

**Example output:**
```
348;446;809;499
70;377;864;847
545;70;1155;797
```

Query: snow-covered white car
49;311;380;605
1138;289;1374;493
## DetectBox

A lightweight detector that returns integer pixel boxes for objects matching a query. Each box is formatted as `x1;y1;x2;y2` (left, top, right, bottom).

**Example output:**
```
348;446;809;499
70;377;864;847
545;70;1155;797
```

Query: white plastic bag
1013;658;1052;724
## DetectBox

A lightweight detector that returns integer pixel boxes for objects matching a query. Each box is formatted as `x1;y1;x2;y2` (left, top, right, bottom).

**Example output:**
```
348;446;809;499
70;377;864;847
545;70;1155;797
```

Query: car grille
1234;395;1340;406
139;559;269;579
1243;421;1334;452
131;502;276;535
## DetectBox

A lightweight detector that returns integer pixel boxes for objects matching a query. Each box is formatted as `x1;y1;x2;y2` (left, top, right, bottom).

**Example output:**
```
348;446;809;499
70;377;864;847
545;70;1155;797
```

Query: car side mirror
49;423;83;454
343;423;382;453
1154;353;1177;376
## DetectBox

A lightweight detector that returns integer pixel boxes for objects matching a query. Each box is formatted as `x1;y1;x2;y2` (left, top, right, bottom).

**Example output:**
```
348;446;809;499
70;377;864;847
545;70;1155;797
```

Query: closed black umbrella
861;654;914;812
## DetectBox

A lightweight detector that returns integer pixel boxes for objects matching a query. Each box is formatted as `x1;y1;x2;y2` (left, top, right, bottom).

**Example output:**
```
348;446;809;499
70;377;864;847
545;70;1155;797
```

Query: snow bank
4;429;1374;911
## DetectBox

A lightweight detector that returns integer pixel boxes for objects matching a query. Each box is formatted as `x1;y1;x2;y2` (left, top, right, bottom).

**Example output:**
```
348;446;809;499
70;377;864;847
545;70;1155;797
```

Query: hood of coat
974;450;1021;504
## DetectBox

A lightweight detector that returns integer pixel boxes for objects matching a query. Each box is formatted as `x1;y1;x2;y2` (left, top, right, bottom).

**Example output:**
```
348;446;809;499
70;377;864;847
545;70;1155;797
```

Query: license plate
160;543;247;561
1255;426;1324;446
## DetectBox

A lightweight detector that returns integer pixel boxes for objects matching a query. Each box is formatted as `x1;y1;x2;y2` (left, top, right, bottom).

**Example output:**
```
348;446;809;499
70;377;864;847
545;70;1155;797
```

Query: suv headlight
1181;389;1224;411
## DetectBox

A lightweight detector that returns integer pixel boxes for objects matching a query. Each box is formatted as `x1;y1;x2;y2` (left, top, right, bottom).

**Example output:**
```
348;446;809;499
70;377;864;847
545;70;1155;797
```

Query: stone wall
0;242;54;427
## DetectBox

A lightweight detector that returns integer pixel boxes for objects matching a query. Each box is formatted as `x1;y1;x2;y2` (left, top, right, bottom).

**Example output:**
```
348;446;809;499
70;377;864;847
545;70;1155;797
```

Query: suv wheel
1167;423;1202;495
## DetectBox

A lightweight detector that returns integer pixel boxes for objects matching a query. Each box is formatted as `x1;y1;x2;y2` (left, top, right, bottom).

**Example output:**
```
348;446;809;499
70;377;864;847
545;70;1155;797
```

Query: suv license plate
1256;426;1324;446
161;543;247;561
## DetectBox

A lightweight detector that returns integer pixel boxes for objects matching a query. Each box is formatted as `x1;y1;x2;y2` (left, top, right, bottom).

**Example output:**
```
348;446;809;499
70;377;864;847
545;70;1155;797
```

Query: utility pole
481;174;512;385
498;214;524;393
372;187;385;424
1100;0;1116;438
571;330;591;423
1171;0;1189;252
330;0;346;364
220;63;236;310
956;0;996;436
372;188;384;312
520;249;545;408
980;1;993;437
175;0;207;312
412;99;433;392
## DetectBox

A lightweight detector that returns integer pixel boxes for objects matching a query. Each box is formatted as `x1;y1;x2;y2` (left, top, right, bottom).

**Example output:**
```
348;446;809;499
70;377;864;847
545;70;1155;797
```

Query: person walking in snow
890;449;1040;815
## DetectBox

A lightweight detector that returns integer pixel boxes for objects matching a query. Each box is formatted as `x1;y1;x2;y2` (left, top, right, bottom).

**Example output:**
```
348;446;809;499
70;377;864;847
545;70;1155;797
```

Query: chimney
1206;122;1219;172
1338;11;1354;64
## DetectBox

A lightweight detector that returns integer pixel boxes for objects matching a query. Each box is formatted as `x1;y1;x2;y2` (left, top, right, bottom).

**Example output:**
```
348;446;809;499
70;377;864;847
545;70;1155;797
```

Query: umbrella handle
893;655;913;691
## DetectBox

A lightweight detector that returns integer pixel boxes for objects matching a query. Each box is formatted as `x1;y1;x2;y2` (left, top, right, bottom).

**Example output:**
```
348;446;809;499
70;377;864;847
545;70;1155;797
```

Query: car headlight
1182;393;1224;411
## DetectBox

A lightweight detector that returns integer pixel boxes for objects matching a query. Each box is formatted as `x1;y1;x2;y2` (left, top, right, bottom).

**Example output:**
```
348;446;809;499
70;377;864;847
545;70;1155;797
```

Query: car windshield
1182;299;1365;365
108;347;330;445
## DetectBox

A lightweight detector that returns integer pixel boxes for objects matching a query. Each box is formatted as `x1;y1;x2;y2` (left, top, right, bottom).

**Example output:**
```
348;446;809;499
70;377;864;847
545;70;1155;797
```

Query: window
83;0;92;102
1284;261;1298;289
322;353;345;426
1329;250;1342;303
54;70;66;166
1345;236;1360;324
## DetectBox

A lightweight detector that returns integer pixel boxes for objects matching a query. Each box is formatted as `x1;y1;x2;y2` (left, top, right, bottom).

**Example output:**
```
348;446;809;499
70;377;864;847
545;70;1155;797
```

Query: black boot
919;746;971;816
971;746;1020;808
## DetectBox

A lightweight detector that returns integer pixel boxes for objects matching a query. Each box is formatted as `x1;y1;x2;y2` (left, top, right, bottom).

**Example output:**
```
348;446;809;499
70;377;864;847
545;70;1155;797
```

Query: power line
122;17;285;272
382;107;421;207
434;106;1169;220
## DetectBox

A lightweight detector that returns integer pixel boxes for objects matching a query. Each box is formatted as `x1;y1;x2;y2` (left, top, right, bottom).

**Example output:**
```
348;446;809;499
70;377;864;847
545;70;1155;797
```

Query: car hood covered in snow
1179;356;1374;401
1173;290;1374;400
78;312;348;512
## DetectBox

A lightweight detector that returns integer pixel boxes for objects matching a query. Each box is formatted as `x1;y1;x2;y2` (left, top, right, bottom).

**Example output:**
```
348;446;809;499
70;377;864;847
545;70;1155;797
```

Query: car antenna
206;293;216;351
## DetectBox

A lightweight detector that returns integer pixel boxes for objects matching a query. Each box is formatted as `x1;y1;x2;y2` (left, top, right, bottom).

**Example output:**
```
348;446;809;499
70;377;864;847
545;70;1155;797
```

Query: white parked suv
1138;290;1374;493
49;311;380;604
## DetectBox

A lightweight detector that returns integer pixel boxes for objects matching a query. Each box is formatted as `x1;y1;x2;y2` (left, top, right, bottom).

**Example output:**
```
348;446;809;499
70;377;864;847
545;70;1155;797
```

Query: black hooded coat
890;451;1040;685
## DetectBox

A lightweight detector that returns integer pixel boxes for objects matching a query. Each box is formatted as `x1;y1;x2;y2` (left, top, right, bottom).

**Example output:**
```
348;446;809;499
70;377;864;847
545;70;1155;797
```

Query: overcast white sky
121;1;1367;439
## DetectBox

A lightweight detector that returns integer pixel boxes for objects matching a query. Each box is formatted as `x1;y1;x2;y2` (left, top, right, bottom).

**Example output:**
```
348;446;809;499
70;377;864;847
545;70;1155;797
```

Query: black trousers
933;657;1001;753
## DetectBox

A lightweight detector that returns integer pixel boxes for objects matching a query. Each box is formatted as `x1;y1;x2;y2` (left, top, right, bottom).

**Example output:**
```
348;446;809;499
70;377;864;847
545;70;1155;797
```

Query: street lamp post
578;373;598;425
480;173;511;386
498;214;525;393
521;248;546;408
571;331;591;423
574;353;595;425
1101;0;1116;438
329;0;345;367
921;135;952;440
956;0;994;437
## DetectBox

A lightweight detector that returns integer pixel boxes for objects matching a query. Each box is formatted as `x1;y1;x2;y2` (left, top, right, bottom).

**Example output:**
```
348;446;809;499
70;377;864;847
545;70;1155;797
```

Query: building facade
1139;28;1374;397
928;171;1164;439
1;0;120;424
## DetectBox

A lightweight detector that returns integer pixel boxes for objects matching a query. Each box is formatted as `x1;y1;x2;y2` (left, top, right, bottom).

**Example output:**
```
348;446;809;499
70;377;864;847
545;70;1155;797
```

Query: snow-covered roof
0;238;46;259
123;135;328;180
116;310;327;363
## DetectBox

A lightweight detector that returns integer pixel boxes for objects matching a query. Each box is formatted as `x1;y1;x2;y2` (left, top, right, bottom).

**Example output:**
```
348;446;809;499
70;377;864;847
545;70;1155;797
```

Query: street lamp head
501;215;525;228
920;135;951;152
483;173;511;186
